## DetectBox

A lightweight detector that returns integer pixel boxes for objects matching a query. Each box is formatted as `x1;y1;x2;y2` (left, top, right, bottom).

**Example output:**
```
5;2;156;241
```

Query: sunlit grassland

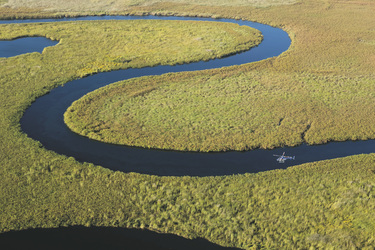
2;151;375;249
2;0;297;13
66;68;375;151
0;19;261;77
1;0;375;248
0;0;297;20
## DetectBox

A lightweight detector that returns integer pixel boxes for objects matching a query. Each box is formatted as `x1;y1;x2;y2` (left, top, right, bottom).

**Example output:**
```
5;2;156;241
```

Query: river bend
2;15;371;176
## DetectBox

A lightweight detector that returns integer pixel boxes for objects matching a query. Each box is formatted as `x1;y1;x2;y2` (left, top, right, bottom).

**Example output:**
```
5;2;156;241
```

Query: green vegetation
2;151;375;249
65;0;375;152
65;68;375;152
0;19;261;76
1;0;375;249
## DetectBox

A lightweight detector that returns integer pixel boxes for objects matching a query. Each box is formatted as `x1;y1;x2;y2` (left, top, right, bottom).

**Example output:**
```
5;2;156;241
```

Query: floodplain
1;0;375;249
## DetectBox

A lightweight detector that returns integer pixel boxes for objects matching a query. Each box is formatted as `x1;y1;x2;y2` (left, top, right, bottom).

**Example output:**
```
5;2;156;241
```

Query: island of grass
1;0;375;249
65;65;375;152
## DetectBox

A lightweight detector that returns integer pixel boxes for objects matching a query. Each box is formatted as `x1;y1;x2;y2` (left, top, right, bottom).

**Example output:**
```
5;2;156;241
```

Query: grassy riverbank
1;0;375;249
64;0;375;152
65;68;375;152
0;19;261;75
2;152;375;249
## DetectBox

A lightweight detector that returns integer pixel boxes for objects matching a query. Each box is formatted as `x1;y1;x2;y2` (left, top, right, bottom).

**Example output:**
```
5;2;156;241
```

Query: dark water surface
0;37;58;58
0;226;239;250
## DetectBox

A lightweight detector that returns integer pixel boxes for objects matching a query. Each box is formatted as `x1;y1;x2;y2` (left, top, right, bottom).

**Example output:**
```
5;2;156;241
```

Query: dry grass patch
3;0;298;13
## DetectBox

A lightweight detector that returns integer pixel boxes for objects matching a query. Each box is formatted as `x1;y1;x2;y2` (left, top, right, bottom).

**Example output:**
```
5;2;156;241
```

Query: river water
0;226;239;250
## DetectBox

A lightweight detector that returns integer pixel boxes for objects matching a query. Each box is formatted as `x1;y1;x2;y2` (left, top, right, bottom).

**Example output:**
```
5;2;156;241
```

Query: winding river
6;15;293;176
2;15;374;177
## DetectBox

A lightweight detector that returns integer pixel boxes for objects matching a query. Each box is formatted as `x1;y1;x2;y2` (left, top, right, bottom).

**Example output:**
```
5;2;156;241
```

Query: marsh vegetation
66;68;375;152
1;0;375;249
65;1;375;152
0;19;261;76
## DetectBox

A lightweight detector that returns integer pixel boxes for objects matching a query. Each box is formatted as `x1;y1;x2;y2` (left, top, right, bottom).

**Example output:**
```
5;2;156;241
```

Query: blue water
0;37;58;58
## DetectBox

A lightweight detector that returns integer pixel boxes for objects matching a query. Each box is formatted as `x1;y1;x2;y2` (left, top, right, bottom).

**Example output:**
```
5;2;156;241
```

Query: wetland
1;0;375;248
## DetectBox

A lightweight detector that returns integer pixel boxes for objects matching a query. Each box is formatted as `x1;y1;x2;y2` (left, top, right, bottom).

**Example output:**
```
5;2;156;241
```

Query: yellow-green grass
65;68;375;152
1;0;375;249
0;19;262;77
2;151;375;249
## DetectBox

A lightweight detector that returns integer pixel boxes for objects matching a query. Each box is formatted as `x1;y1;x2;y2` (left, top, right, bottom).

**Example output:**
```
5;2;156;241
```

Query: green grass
1;0;375;248
0;19;261;77
2;150;375;248
65;68;375;152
